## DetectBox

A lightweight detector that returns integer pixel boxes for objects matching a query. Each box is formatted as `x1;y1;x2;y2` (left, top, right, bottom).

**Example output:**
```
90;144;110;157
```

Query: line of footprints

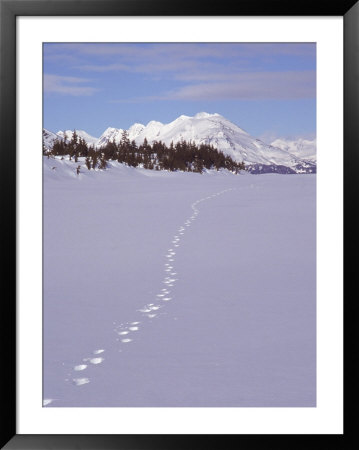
63;188;234;391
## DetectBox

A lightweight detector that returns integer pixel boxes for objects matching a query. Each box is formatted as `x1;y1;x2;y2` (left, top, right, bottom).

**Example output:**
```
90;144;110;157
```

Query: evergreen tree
92;152;98;169
99;155;107;170
85;157;91;170
46;132;244;175
70;129;78;148
120;130;130;147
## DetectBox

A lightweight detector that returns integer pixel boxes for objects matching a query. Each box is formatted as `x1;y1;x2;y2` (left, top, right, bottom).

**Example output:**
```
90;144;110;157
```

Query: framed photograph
1;0;356;448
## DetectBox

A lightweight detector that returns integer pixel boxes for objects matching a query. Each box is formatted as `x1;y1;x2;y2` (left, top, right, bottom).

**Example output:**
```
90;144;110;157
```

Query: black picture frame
1;0;357;448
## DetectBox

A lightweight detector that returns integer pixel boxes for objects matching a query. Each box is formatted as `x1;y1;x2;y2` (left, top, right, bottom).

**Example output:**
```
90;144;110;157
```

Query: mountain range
43;112;316;174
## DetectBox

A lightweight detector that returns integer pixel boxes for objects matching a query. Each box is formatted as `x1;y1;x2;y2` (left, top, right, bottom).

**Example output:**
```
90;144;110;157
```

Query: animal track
73;378;90;386
93;349;105;355
89;357;104;365
53;187;235;398
74;364;87;371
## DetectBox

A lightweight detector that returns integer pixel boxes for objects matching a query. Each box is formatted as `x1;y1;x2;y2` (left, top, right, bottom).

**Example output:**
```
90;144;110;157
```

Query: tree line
44;129;245;174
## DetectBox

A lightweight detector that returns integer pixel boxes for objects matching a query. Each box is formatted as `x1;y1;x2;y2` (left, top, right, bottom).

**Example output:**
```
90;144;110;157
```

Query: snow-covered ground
43;157;316;407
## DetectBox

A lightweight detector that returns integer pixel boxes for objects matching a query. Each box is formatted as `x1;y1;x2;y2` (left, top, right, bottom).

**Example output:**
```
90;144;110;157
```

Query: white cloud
44;74;98;96
144;71;316;101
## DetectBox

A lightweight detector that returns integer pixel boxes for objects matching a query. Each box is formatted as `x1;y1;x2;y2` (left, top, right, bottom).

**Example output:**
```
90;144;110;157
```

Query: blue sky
43;43;316;141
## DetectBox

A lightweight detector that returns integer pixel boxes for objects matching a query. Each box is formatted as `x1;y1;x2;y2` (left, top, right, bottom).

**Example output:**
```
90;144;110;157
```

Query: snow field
63;184;237;391
43;159;315;407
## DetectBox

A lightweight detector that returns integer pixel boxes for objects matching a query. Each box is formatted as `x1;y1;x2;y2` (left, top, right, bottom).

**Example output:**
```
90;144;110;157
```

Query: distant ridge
43;112;316;174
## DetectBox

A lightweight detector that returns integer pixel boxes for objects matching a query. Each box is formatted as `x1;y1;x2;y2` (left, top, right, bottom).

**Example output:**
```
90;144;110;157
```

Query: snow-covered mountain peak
96;127;124;147
103;127;119;134
270;137;317;163
128;123;145;131
56;130;71;141
194;112;219;119
146;120;164;128
44;112;316;174
43;129;62;150
134;120;163;142
56;129;98;146
128;123;145;141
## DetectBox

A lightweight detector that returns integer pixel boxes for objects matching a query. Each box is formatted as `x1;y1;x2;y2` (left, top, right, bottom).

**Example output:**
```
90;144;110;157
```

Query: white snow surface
44;157;316;407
